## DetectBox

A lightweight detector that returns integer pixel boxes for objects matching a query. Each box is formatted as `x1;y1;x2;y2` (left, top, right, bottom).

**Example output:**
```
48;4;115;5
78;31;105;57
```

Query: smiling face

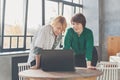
52;22;63;36
51;16;67;36
71;22;83;34
71;13;86;34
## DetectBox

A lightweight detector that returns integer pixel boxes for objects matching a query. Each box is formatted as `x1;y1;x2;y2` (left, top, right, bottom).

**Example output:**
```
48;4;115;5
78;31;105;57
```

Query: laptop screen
40;50;75;72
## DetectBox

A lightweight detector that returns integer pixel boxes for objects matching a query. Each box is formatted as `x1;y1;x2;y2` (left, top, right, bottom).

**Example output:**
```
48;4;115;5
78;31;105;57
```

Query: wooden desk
19;67;102;80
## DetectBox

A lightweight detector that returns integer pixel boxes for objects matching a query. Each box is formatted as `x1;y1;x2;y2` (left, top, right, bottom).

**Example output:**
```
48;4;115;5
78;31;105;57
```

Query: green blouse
64;27;94;61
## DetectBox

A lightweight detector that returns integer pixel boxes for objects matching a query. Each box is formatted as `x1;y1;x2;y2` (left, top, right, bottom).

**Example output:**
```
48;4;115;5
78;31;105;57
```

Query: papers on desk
116;52;120;57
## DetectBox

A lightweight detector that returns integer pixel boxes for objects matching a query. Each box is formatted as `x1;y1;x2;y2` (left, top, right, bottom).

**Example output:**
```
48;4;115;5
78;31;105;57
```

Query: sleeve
63;28;72;49
85;30;94;61
33;47;42;55
33;28;46;54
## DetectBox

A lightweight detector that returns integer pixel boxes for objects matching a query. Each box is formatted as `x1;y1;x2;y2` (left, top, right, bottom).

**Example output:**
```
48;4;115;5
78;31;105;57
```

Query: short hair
51;16;67;32
71;13;86;28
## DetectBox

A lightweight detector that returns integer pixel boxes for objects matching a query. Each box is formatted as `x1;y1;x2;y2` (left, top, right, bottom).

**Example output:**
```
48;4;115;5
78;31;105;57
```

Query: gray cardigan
27;25;62;64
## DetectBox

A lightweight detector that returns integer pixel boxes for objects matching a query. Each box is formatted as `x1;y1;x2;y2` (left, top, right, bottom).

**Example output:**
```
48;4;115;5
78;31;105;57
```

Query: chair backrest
107;36;120;57
96;62;119;80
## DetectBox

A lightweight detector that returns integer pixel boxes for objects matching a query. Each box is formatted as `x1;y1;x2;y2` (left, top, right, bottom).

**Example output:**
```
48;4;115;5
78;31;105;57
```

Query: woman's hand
30;65;39;69
87;61;96;70
87;66;96;70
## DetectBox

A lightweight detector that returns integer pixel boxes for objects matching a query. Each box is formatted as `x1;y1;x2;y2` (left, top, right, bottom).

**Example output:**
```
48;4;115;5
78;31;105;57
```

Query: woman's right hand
30;65;39;69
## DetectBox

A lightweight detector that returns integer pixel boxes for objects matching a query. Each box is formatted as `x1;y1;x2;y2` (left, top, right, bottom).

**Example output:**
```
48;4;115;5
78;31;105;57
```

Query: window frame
0;0;83;52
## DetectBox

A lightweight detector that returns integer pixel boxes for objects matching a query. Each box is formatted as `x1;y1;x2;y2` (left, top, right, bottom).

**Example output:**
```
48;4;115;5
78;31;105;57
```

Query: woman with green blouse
64;13;94;68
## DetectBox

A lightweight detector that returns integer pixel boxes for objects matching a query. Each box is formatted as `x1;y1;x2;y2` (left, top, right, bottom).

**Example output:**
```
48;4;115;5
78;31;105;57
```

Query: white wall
83;0;101;61
0;52;29;80
83;0;99;46
83;0;120;61
100;0;120;60
0;56;11;80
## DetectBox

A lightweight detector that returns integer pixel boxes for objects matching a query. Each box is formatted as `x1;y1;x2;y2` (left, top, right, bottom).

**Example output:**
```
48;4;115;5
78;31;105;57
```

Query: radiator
97;62;119;80
18;63;30;80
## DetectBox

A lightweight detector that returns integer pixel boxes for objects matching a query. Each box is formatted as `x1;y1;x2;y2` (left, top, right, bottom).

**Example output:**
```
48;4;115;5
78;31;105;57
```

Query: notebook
40;50;75;72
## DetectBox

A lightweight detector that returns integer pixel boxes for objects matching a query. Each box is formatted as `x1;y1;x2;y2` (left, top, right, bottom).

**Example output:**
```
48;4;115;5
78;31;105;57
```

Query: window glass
73;0;79;4
0;0;3;36
27;0;42;49
45;0;58;24
5;0;24;35
76;7;83;13
4;0;24;48
64;0;72;2
76;7;80;13
58;2;63;15
0;0;83;51
80;7;83;13
80;0;83;4
63;5;73;26
0;0;3;24
62;5;74;47
73;0;82;4
27;0;42;35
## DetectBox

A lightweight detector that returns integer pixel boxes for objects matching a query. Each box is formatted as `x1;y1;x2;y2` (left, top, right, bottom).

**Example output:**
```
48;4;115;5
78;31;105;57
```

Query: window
73;0;79;4
76;7;82;13
0;0;83;52
27;0;42;34
0;0;3;24
4;0;24;49
0;0;4;50
60;0;83;46
63;5;73;26
0;0;2;25
64;0;72;2
45;0;58;24
27;0;42;49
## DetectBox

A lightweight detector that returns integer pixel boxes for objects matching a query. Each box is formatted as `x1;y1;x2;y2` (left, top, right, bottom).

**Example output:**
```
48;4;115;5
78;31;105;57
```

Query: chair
18;63;30;80
96;62;119;80
107;36;120;58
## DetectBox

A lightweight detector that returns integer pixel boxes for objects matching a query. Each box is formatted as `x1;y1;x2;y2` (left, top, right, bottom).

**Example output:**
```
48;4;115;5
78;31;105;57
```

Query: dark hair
71;13;86;28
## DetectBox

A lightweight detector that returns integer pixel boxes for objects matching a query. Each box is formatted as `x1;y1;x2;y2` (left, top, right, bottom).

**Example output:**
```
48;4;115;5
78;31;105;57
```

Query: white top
27;25;62;64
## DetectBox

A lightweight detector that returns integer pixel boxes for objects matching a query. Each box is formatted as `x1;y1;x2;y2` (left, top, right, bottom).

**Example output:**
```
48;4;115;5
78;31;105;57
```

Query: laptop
40;50;75;72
